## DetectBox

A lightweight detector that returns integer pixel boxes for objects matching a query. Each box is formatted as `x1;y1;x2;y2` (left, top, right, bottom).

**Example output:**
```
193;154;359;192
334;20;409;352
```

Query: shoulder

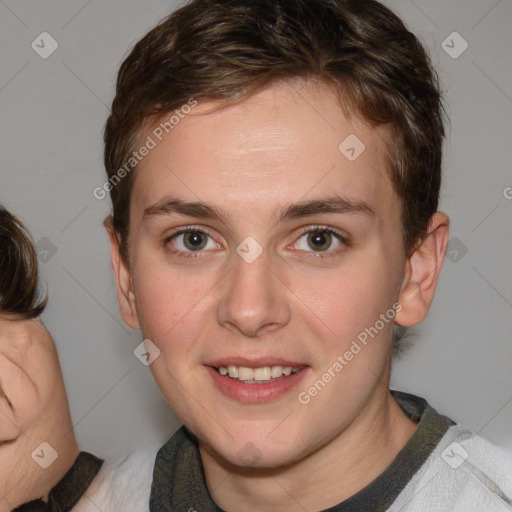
73;448;158;512
391;424;512;511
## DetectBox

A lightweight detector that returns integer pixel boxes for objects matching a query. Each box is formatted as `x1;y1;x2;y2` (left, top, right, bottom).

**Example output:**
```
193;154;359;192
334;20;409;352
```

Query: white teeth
228;365;239;378
254;367;271;381
271;365;283;378
217;364;301;381
238;366;254;381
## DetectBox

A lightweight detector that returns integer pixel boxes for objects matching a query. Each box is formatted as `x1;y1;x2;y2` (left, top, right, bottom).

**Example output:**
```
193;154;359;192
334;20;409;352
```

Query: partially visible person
0;206;101;511
0;206;154;511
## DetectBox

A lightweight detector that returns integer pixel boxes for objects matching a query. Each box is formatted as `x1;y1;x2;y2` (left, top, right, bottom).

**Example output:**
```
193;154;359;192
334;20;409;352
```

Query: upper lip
206;357;306;368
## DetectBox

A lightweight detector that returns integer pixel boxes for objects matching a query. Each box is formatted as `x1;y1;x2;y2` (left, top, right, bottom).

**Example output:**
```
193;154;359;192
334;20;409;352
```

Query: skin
109;78;449;511
0;317;79;511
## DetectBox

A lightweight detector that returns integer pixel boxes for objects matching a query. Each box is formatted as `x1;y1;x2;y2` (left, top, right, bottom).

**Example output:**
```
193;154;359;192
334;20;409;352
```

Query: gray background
0;0;511;461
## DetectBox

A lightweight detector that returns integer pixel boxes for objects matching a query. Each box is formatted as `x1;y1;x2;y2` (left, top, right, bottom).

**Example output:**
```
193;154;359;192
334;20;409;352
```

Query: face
113;79;417;469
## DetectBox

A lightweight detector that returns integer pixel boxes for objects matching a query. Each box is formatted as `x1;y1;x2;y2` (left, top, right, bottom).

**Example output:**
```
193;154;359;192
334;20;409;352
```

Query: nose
216;248;291;338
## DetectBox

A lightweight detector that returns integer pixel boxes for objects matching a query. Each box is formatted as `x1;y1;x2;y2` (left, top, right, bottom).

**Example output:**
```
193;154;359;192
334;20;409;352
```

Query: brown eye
307;231;332;251
293;227;346;254
168;229;217;253
183;231;208;251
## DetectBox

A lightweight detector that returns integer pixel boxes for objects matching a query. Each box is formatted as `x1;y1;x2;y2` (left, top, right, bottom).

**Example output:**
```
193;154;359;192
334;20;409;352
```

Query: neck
200;387;418;512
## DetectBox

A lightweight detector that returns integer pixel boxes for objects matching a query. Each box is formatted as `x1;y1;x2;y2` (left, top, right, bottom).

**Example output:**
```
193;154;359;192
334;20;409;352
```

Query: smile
216;365;303;382
206;363;309;403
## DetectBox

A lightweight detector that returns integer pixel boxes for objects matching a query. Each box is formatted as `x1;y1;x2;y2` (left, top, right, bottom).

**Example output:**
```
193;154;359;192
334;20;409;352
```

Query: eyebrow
278;196;374;221
143;198;228;222
142;195;374;223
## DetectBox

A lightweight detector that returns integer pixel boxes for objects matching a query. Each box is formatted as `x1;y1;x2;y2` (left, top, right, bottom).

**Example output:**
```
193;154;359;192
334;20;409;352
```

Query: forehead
131;80;396;223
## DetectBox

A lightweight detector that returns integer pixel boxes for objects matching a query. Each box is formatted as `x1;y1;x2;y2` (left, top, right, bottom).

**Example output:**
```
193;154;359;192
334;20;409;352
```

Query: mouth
213;364;303;383
205;361;309;403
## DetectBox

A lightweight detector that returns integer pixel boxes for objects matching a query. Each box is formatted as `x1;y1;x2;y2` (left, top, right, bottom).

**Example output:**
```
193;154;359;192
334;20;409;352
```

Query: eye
165;227;219;254
292;226;346;254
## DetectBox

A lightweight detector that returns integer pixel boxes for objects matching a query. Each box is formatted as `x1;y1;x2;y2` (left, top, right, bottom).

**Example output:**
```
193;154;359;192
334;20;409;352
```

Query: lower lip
205;366;309;403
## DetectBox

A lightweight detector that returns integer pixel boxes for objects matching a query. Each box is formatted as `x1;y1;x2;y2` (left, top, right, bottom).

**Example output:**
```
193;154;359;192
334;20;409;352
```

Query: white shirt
389;424;512;511
72;423;512;511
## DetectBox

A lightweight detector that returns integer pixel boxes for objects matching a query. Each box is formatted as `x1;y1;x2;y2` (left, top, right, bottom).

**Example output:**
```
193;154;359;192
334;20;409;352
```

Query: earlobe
106;222;140;330
395;212;450;327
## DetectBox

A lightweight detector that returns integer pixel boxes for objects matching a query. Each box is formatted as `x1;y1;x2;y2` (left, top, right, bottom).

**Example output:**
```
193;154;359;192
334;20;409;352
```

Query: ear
395;212;450;327
105;217;140;330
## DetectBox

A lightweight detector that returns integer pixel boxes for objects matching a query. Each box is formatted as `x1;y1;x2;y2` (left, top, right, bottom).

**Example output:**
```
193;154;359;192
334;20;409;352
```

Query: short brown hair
0;206;47;319
104;0;444;260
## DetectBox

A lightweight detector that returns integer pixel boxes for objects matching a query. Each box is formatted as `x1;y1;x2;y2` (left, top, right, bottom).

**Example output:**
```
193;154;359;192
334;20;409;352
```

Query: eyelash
293;225;348;258
163;226;217;259
162;224;348;259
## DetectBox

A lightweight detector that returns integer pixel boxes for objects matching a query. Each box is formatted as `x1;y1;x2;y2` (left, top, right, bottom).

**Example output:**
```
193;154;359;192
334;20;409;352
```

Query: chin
195;422;308;471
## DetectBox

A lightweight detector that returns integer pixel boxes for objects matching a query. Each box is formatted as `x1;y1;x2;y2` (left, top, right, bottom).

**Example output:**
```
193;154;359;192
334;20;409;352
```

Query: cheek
132;258;212;351
294;260;398;341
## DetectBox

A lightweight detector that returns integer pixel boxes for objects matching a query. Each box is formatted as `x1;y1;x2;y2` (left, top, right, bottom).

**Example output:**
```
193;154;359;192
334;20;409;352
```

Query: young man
104;0;512;510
